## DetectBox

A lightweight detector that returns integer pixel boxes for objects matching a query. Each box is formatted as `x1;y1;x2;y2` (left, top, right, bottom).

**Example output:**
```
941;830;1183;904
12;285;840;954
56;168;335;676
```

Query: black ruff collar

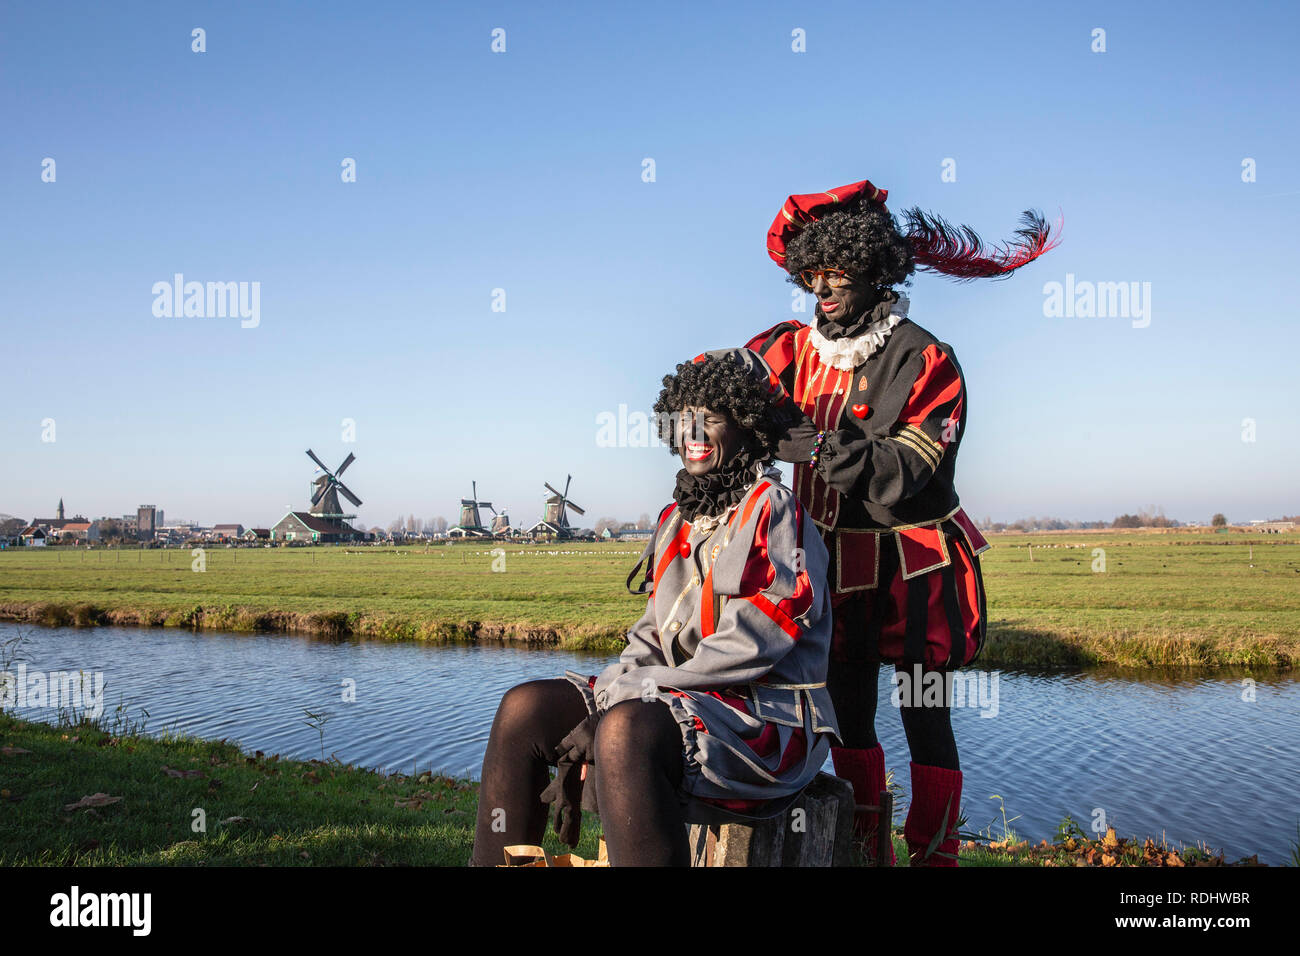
672;448;764;524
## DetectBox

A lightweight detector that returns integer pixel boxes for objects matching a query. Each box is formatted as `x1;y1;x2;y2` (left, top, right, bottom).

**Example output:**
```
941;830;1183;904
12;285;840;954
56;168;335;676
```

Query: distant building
602;525;652;541
211;523;245;540
31;498;88;534
270;511;367;544
1254;521;1296;534
58;521;96;542
20;526;47;547
242;528;271;542
137;505;157;540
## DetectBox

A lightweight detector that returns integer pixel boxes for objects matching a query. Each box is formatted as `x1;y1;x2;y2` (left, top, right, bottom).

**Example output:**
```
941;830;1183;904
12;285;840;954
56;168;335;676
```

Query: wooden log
686;772;855;867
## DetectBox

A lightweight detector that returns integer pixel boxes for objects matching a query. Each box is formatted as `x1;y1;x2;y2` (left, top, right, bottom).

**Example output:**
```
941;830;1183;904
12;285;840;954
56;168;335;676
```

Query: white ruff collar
808;298;908;371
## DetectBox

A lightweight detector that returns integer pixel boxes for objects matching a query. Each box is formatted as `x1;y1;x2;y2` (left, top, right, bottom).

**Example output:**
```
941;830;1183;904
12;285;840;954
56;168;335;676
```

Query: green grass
5;713;1257;867
0;711;605;866
2;531;1298;668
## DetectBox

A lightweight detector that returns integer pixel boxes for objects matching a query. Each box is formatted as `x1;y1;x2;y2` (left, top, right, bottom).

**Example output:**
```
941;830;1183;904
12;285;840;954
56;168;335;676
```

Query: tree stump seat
682;772;892;867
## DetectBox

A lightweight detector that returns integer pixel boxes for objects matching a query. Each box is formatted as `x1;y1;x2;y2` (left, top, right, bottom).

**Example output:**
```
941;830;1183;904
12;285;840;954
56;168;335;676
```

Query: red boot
904;762;962;867
831;745;895;866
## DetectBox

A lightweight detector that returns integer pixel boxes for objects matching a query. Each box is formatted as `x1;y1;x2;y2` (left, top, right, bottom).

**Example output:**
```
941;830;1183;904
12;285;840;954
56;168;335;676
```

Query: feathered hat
767;179;1060;282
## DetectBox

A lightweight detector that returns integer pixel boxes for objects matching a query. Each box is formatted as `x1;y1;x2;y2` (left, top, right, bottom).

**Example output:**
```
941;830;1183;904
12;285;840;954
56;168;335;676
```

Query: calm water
3;623;1297;864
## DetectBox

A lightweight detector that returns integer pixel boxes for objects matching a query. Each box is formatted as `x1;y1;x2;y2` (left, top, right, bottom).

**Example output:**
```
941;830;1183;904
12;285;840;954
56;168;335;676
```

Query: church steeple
57;498;64;520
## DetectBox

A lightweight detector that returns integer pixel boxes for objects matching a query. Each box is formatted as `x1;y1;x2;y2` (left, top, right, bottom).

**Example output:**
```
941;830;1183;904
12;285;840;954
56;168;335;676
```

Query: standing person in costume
469;350;839;867
745;179;1058;866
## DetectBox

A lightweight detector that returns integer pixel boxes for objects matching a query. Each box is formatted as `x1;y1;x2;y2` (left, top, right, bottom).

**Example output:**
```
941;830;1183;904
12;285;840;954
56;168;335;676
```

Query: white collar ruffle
808;296;909;371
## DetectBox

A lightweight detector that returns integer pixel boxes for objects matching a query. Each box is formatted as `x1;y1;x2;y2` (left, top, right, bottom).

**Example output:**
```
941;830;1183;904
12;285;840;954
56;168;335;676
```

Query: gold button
669;621;682;632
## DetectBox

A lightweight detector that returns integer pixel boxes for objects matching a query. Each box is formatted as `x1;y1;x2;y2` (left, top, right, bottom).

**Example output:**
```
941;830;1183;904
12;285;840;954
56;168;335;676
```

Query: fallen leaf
0;746;32;756
219;816;251;825
1102;827;1119;848
161;765;205;779
64;792;123;812
1101;853;1117;867
394;789;436;810
1166;852;1184;867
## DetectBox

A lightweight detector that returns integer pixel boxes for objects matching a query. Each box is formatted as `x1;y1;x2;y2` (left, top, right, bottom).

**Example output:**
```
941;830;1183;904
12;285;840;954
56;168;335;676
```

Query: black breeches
827;659;960;770
470;679;689;867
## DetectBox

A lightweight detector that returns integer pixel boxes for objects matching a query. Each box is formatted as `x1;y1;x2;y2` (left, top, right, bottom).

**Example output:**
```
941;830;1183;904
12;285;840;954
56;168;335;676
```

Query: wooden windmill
529;475;585;539
306;449;361;528
450;481;494;537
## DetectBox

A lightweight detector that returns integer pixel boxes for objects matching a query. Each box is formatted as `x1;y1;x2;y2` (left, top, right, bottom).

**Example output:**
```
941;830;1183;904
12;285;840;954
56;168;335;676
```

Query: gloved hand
538;713;601;847
552;712;601;767
776;411;821;463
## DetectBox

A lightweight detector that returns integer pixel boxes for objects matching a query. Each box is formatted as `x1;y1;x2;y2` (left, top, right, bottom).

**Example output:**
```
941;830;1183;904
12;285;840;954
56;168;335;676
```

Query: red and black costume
747;178;1057;865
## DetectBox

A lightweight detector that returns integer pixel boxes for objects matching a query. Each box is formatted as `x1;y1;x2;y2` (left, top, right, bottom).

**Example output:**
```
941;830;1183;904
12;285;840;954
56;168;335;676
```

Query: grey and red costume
749;178;1058;865
567;464;839;812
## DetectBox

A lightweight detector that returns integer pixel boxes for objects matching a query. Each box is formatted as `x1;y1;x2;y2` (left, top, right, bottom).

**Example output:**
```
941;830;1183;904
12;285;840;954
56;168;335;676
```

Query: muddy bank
0;600;625;651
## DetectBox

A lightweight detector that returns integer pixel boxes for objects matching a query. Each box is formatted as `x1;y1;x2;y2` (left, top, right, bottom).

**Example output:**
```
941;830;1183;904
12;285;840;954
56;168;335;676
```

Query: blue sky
3;0;1297;528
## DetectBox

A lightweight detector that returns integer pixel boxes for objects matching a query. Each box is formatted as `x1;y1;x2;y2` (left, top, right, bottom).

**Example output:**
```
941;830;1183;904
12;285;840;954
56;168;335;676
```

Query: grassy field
1;531;1298;669
2;712;1265;867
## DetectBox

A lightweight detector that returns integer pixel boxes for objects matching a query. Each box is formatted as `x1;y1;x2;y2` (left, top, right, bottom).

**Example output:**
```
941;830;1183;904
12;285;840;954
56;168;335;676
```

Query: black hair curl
782;197;915;292
652;354;784;460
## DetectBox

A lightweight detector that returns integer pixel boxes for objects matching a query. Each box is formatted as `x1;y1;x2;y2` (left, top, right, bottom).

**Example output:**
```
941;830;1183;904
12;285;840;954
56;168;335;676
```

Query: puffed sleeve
594;488;826;709
744;321;803;397
815;343;964;507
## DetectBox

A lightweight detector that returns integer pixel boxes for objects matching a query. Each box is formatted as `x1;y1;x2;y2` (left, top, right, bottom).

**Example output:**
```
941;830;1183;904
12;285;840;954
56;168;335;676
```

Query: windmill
489;505;512;536
529;475;586;539
450;481;494;537
306;449;362;528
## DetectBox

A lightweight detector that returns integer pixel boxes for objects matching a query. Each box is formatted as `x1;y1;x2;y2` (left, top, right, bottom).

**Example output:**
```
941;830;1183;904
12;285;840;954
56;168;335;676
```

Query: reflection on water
3;623;1297;864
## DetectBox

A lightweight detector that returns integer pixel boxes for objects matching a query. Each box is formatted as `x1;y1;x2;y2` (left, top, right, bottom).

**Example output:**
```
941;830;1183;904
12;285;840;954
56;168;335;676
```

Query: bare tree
636;512;652;530
594;516;620;537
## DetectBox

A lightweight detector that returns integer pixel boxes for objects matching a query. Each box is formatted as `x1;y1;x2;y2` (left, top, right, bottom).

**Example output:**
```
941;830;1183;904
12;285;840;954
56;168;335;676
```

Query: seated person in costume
469;349;840;866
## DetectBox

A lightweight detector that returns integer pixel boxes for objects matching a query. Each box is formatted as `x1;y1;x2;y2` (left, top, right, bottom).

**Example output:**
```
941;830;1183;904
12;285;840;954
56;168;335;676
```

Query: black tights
470;679;689;866
828;659;960;770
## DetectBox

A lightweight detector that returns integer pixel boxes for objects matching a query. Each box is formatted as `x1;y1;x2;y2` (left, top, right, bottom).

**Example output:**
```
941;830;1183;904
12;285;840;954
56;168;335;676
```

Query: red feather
903;208;1061;281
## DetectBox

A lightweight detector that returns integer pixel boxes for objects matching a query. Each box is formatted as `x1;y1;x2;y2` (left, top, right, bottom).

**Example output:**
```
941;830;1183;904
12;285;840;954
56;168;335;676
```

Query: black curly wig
653;354;785;461
783;197;915;293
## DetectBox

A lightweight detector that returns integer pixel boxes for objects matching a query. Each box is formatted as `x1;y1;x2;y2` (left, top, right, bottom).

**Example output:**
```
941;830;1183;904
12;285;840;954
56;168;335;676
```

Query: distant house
270;511;367;544
20;526;47;547
211;524;245;541
57;521;96;542
242;528;271;542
